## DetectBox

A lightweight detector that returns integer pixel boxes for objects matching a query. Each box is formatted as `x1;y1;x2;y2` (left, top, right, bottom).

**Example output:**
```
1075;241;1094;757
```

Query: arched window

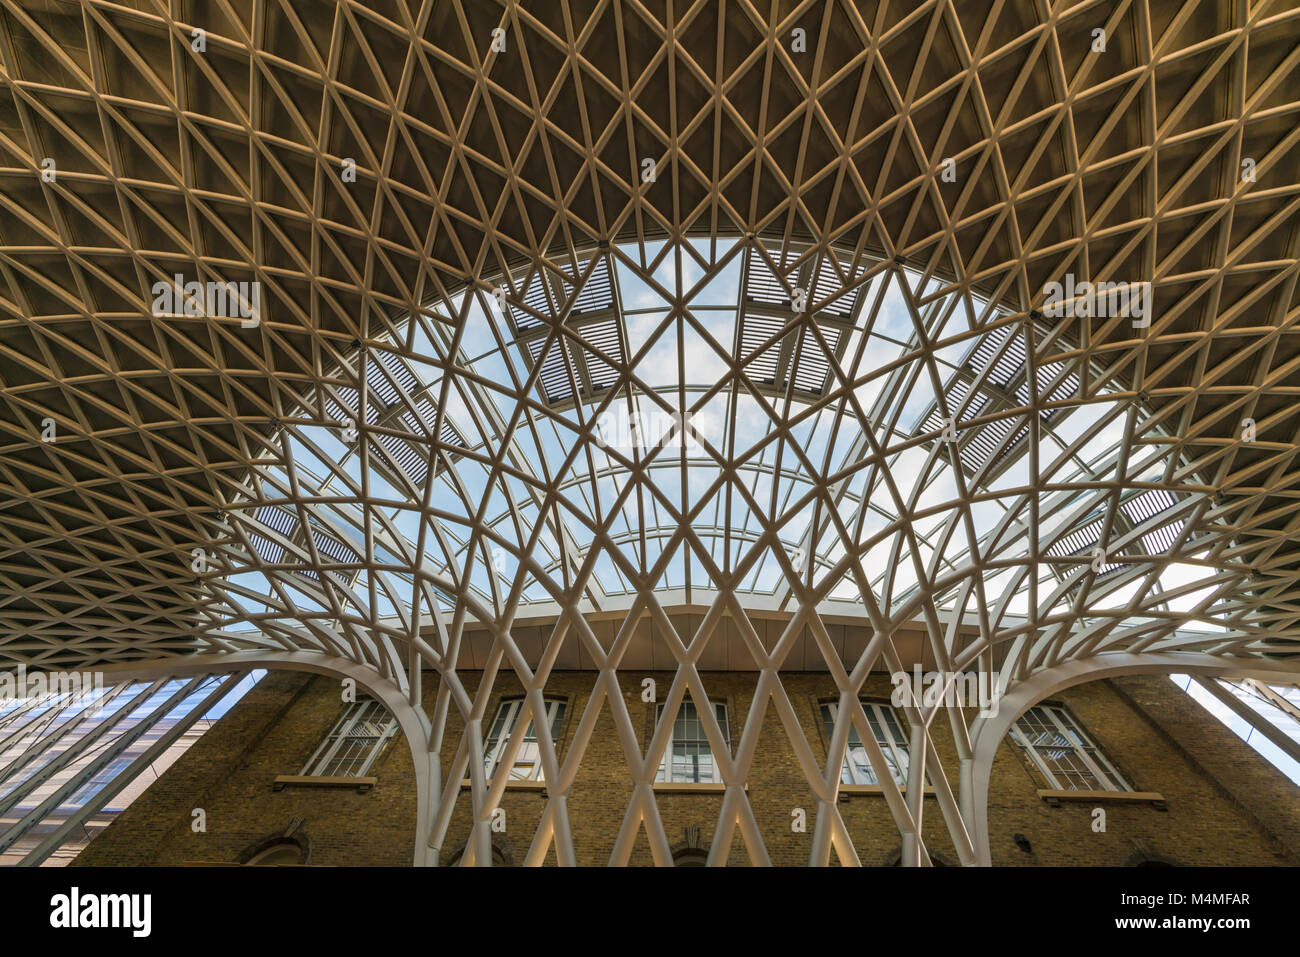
246;842;305;866
238;826;310;866
443;840;514;867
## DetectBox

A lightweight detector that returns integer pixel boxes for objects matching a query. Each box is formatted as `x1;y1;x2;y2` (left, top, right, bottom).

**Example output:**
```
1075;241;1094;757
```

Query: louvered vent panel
792;324;841;394
745;253;789;304
515;273;552;330
810;258;860;317
580;317;623;390
570;257;615;314
250;505;296;564
527;337;576;402
739;315;785;384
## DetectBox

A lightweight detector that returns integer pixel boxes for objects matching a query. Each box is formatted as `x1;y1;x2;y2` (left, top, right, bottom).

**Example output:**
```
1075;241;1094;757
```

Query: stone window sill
459;778;548;792
1037;788;1166;809
837;784;936;800
652;782;746;793
273;774;377;793
182;861;334;867
452;781;747;794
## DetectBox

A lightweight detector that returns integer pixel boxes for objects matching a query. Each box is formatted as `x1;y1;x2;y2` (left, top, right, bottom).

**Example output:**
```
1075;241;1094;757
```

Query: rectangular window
655;700;729;784
484;698;566;782
820;701;910;786
66;756;133;809
301;698;397;777
1009;704;1131;791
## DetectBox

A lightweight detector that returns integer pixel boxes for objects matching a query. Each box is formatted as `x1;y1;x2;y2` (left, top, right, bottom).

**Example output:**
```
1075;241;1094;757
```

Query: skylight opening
214;238;1236;637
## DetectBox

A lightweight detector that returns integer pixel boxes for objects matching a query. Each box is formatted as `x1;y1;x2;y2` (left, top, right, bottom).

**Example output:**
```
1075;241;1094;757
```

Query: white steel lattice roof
0;0;1299;865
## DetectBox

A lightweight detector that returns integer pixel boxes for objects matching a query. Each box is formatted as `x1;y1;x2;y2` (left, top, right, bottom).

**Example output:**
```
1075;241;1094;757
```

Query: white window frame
1010;704;1131;791
484;697;566;782
820;700;910;786
655;700;729;784
301;698;396;777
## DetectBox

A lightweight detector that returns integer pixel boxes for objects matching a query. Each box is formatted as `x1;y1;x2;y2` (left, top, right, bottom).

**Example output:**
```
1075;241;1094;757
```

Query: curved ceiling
0;0;1298;677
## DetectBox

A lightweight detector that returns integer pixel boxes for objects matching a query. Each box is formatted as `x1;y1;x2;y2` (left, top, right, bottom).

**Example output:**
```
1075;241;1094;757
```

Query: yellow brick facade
76;670;1299;866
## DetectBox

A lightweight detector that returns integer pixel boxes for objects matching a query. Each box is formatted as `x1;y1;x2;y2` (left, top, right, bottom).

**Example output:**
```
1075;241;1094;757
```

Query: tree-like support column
962;653;1300;866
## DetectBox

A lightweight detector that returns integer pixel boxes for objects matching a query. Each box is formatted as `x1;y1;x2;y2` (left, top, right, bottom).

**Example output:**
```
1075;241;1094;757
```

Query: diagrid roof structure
0;0;1299;864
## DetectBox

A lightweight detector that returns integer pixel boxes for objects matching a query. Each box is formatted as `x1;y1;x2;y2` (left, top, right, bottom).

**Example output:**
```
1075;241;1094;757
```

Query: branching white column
963;654;1300;866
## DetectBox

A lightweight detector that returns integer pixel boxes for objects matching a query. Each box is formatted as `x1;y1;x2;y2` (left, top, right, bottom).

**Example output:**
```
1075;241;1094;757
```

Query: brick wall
74;670;417;867
1109;675;1299;861
75;668;1297;866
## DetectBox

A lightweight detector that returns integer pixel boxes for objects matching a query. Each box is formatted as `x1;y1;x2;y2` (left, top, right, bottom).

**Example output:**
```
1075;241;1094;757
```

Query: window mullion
485;699;519;778
1049;707;1116;791
303;704;357;775
1013;722;1062;790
